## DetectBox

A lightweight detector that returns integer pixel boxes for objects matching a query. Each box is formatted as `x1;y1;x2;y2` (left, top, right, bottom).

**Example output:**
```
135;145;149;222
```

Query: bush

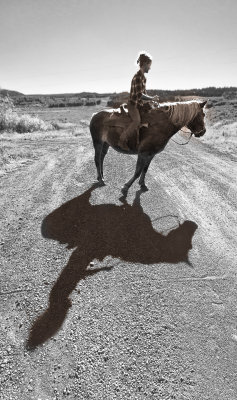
0;95;14;114
0;95;53;133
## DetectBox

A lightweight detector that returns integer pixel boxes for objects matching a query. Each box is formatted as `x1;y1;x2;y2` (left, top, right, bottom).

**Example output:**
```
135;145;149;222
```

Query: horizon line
1;85;237;97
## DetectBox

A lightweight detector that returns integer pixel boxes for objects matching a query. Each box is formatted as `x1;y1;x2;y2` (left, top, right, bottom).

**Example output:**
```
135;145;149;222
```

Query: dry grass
200;97;237;155
0;140;41;175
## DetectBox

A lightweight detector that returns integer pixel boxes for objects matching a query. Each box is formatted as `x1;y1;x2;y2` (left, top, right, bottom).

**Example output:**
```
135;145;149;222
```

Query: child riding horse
118;52;159;150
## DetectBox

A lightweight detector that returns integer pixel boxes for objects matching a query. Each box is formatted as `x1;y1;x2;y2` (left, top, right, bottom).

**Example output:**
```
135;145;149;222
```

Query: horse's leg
93;140;104;183
121;153;147;194
138;155;154;191
100;143;109;180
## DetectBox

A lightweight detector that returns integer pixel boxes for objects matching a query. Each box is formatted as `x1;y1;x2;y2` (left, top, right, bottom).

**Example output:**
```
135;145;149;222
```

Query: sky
1;0;237;94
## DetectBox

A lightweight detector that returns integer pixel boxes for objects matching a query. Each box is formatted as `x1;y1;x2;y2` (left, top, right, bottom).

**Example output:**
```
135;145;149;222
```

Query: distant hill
25;92;113;98
108;87;237;107
110;86;237;100
2;86;236;108
0;89;112;108
146;86;237;99
0;89;24;97
2;86;237;100
0;89;112;99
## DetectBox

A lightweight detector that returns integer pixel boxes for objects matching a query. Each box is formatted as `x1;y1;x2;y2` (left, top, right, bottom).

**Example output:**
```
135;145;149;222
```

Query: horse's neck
170;103;198;128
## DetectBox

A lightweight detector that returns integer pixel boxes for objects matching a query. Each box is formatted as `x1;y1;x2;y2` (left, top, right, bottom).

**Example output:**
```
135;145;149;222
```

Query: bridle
171;109;205;146
170;127;206;145
152;101;205;146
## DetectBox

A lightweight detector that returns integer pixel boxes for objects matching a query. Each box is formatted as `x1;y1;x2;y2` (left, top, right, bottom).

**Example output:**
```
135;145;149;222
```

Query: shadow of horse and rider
27;184;198;348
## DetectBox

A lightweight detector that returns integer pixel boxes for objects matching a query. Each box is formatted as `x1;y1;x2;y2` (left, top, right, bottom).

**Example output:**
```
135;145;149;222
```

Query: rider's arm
141;93;156;101
134;76;144;104
134;76;159;103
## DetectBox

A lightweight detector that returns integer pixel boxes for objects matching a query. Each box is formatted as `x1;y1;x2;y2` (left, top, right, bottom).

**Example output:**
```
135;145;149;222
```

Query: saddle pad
103;112;130;128
103;107;166;128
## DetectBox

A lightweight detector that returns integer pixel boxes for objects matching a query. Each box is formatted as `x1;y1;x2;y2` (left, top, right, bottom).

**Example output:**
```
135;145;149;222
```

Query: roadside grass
200;97;237;155
0;141;39;175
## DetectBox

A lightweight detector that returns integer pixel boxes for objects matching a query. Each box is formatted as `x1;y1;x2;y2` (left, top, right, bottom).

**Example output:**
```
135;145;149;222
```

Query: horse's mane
159;100;201;127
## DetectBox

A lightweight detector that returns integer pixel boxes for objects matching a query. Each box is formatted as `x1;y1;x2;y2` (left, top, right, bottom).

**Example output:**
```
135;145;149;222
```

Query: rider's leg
118;102;141;149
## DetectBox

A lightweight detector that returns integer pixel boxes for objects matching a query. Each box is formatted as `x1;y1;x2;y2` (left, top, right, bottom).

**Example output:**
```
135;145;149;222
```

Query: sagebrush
0;95;53;133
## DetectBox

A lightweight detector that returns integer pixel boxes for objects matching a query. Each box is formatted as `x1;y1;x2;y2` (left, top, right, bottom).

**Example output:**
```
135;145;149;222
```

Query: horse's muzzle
194;128;206;137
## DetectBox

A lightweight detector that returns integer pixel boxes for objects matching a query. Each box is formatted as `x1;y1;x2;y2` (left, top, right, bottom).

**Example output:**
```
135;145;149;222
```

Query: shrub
0;95;53;133
0;95;14;114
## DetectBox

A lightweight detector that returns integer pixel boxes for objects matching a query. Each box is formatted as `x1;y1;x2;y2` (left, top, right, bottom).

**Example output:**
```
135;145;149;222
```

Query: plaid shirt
129;69;147;107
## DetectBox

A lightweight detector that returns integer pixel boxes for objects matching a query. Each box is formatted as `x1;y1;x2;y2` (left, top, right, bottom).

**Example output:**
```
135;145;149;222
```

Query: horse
89;100;207;194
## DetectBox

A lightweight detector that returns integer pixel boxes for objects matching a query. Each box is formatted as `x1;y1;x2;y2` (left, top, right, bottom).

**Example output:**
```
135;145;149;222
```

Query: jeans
124;101;141;136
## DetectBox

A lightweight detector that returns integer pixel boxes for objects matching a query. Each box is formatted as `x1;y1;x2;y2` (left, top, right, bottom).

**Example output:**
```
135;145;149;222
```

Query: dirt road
1;128;237;399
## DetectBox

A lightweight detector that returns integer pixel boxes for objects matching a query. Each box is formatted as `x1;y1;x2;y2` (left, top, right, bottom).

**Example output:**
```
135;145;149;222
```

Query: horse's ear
200;100;207;108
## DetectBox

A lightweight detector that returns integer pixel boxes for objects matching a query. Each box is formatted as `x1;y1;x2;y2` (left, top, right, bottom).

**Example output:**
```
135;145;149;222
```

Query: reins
171;130;192;145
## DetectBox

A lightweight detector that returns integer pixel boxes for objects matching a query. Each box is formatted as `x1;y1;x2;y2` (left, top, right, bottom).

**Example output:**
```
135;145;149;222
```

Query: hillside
0;89;24;97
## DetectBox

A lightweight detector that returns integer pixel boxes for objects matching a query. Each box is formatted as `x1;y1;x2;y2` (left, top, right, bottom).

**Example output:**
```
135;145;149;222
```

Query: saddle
103;103;164;129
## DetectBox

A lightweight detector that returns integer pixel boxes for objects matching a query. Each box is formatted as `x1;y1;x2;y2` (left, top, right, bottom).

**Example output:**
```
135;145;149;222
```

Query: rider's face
144;62;152;73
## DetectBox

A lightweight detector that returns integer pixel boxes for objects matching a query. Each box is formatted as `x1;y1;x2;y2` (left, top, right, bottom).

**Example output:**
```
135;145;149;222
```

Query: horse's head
186;101;207;137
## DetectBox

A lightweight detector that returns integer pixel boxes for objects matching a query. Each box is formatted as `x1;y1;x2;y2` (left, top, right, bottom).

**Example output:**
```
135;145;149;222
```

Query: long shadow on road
27;184;198;348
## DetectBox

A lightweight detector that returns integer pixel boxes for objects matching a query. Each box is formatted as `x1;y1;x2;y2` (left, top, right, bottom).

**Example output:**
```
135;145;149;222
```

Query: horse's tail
89;112;98;140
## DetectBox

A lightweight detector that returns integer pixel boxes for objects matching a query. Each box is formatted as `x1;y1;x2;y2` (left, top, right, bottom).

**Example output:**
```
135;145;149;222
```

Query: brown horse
89;100;207;194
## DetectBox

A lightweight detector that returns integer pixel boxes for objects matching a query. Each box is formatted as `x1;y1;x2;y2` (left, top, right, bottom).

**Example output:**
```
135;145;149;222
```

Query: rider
118;52;159;150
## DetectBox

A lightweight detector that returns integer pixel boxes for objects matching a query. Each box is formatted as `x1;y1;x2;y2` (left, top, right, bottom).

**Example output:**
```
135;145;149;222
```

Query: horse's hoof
97;178;105;186
121;185;129;195
140;184;149;192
